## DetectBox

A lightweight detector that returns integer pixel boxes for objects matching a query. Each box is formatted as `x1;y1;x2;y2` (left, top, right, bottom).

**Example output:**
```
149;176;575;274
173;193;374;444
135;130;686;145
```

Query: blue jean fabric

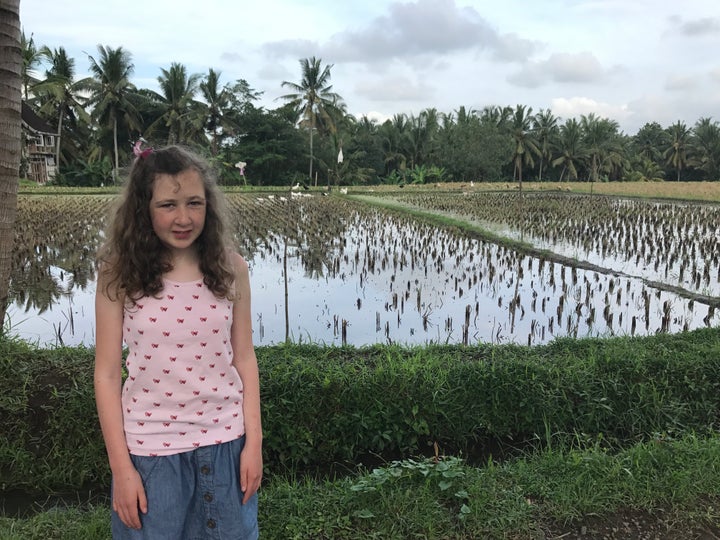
111;436;259;539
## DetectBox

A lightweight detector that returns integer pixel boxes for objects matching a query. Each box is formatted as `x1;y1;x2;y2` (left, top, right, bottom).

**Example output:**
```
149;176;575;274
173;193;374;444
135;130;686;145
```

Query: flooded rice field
6;191;720;347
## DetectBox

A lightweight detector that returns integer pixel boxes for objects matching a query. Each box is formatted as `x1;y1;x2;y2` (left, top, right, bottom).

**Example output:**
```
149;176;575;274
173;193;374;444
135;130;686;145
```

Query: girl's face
150;169;207;255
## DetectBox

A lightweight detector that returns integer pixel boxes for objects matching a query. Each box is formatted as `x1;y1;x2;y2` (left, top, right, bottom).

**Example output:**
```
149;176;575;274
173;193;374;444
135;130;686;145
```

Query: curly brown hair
97;145;235;303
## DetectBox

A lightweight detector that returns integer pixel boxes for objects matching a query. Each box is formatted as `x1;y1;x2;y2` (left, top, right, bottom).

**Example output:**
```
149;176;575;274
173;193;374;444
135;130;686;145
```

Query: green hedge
1;328;719;494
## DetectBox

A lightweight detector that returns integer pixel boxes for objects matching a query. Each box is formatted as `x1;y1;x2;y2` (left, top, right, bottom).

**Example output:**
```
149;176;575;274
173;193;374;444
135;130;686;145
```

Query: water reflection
6;193;720;347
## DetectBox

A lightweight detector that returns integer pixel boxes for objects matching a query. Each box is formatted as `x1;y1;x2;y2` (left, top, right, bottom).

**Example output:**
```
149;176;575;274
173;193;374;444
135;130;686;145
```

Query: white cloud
550;97;632;126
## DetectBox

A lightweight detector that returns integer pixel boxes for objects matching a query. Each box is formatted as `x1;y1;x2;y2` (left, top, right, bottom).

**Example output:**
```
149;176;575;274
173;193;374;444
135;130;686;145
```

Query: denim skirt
111;436;259;539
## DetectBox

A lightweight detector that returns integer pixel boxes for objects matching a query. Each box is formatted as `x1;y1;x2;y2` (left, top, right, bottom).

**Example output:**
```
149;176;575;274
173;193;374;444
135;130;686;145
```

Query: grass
2;433;718;539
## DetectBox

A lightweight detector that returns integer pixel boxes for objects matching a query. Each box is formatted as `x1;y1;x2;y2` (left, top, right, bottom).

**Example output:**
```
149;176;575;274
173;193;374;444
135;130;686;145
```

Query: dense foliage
21;34;720;188
2;327;719;494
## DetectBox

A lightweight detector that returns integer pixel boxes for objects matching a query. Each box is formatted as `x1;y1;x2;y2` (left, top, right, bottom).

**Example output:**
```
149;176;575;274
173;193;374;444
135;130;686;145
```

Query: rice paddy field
7;182;720;347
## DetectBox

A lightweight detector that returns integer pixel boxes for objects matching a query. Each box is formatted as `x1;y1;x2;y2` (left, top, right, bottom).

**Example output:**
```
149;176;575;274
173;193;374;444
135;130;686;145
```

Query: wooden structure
21;101;57;184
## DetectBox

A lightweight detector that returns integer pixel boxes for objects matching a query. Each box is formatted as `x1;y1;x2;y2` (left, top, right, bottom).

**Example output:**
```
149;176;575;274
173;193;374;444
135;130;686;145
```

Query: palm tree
199;68;233;156
33;47;91;169
86;45;140;183
0;0;21;327
20;30;45;100
148;62;201;145
581;113;623;184
281;57;342;183
379;114;409;181
406;108;440;169
552;118;587;182
200;68;227;155
692;117;720;180
533;109;559;182
632;121;668;163
663;121;692;182
509;104;540;192
479;105;512;129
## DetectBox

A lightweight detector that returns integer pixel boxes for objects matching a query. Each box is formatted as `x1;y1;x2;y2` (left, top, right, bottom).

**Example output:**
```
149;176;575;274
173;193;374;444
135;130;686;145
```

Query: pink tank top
122;278;245;456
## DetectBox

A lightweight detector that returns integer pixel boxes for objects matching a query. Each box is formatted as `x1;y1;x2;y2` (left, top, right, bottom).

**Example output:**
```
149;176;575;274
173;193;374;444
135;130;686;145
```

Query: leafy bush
1;328;719;494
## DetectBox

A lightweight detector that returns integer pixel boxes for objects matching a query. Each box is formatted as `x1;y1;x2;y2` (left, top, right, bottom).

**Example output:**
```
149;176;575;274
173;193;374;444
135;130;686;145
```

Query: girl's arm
230;252;263;503
94;278;147;529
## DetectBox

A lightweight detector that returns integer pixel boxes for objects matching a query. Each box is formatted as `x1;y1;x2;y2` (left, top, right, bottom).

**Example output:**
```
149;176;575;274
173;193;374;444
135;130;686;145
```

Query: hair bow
133;138;153;159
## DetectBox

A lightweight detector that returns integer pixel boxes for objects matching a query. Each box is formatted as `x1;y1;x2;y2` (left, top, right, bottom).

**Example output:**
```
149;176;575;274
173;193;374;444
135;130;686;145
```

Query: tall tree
0;0;21;328
406;108;439;169
199;68;231;156
20;29;44;100
281;57;342;183
692;117;720;181
436;107;512;182
379;114;409;180
533;108;559;182
581;113;623;183
663;120;692;182
632;121;667;163
33;47;91;169
480;105;512;130
509;104;540;192
86;45;139;183
149;62;201;145
552;118;587;182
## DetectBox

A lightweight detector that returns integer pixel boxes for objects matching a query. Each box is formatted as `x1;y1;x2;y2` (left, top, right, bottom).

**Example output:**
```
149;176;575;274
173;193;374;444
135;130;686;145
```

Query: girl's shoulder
229;251;248;271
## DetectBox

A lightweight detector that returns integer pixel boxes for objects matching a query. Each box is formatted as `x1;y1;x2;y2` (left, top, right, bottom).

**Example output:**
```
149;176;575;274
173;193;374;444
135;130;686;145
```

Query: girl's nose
176;206;191;224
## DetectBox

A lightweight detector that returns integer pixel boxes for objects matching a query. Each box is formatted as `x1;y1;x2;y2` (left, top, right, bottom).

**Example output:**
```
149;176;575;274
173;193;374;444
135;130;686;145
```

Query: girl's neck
164;249;203;282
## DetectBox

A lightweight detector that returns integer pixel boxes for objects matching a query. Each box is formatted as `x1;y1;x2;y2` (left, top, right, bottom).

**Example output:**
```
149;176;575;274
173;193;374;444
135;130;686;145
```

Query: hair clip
133;138;153;159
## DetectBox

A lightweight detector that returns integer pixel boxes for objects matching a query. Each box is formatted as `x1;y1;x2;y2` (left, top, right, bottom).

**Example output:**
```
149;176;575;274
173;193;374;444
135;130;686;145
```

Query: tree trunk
309;117;314;184
112;116;118;184
0;0;22;329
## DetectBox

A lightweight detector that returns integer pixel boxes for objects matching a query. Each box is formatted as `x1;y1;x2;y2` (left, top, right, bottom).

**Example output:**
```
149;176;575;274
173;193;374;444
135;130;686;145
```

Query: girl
94;144;262;539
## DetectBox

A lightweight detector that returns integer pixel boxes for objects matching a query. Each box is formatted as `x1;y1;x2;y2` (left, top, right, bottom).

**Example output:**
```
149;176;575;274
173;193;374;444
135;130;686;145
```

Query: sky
19;0;720;135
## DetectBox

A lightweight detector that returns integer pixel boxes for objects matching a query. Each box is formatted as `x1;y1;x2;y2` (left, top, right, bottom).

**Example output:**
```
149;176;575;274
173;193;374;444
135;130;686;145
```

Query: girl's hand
112;466;148;529
240;442;263;504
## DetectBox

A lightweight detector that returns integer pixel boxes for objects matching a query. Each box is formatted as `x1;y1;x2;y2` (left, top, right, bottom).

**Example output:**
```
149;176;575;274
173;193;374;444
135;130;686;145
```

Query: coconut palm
533;109;559;182
663;121;692;182
406;108;440;169
86;45;140;183
33;47;91;168
198;68;232;156
479;105;513;129
632;121;668;163
0;0;21;327
581;113;623;183
281;57;343;182
552;118;587;182
509;104;541;192
380;114;409;181
692;117;720;180
147;62;202;145
20;30;45;100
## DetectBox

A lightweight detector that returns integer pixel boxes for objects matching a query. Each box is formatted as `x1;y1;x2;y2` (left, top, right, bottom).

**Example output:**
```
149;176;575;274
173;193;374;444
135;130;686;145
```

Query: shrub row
1;327;719;494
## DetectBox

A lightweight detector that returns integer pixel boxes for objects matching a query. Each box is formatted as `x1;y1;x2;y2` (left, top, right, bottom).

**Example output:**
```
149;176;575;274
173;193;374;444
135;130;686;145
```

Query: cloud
679;16;720;37
665;75;698;91
261;0;536;65
508;52;605;88
550;96;632;126
353;72;435;103
261;39;319;60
